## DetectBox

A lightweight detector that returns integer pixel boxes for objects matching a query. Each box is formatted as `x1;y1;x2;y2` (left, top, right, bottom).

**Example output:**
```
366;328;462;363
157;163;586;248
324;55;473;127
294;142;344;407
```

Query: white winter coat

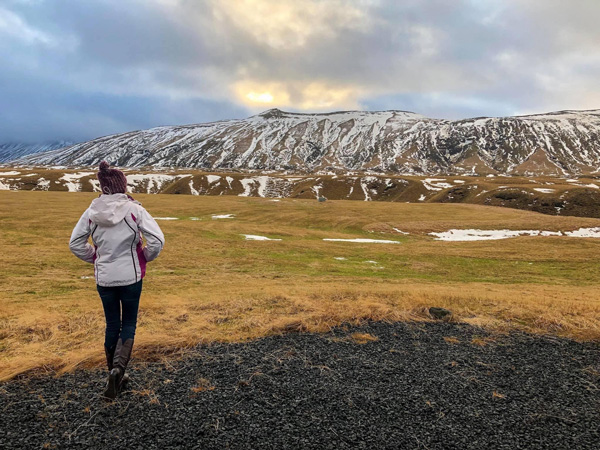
69;194;165;287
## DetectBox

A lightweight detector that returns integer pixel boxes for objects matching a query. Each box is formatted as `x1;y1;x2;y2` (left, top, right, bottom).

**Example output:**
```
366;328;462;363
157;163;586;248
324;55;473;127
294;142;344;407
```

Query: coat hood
89;194;139;226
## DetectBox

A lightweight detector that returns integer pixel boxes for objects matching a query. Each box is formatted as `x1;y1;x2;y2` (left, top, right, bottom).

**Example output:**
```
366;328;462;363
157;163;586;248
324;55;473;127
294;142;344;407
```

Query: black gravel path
1;321;599;449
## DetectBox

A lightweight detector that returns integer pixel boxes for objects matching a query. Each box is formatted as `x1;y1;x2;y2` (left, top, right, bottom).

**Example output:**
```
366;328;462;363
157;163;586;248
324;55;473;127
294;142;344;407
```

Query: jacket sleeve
137;206;165;262
69;209;96;263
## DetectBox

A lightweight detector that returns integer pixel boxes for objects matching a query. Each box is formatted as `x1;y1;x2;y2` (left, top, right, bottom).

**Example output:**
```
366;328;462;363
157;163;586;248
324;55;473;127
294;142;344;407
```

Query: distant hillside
14;108;600;176
2;168;600;218
0;141;75;162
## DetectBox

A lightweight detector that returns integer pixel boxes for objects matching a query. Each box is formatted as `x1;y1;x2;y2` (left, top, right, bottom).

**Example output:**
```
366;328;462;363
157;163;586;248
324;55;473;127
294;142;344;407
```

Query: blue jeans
97;280;143;349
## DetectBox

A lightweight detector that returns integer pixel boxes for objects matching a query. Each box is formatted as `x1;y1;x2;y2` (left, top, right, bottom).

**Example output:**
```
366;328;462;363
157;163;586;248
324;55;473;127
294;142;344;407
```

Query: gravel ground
1;321;599;449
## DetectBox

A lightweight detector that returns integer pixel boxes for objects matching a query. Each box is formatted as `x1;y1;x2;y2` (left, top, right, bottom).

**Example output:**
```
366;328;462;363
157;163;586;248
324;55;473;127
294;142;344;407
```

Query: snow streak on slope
0;141;75;162
15;109;600;176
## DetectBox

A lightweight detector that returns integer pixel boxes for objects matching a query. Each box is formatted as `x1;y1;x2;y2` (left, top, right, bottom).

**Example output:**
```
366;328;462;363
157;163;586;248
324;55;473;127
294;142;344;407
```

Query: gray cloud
1;0;599;142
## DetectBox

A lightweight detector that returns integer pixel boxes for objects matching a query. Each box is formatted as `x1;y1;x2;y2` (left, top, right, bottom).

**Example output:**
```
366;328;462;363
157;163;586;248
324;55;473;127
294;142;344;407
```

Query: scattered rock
1;321;599;449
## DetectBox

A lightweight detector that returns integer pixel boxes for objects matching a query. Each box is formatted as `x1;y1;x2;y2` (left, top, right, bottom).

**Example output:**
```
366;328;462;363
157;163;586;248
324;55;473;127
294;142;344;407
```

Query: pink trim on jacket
131;212;146;279
136;241;147;278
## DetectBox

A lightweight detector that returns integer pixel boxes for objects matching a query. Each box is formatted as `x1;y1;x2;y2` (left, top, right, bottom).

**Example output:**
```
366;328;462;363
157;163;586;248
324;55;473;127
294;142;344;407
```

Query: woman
69;161;165;399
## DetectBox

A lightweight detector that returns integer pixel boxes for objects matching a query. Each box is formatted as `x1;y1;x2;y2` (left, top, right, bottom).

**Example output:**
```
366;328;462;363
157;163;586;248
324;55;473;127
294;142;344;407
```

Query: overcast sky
1;0;599;143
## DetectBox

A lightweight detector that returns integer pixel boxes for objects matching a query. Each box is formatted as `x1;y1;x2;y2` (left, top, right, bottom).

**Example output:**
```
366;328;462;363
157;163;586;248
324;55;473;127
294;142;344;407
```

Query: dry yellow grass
1;190;600;381
350;333;379;344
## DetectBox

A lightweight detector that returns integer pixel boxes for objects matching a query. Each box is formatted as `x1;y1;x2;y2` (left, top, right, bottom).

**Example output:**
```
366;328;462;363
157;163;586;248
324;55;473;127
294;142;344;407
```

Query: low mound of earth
1;321;598;449
2;167;600;218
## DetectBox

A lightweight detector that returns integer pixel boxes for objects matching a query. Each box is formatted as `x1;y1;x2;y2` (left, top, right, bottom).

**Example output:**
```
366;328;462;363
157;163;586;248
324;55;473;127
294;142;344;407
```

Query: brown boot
104;345;115;372
103;338;134;400
121;372;130;388
116;339;133;390
103;345;116;400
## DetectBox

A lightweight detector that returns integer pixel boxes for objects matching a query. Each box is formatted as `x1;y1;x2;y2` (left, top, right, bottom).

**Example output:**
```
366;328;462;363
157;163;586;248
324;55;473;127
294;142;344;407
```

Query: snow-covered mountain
0;141;75;163
14;109;600;176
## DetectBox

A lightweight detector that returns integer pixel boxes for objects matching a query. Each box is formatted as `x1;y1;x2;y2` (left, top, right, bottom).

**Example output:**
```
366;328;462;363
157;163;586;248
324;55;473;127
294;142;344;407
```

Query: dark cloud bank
1;0;598;143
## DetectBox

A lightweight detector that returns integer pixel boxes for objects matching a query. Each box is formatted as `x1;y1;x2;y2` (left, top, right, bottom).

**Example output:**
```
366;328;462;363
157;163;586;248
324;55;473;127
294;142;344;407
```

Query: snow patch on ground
564;227;600;238
206;175;221;184
238;176;287;198
533;188;556;193
189;180;200;196
323;238;400;244
239;179;254;197
60;172;95;192
418;195;426;201
566;182;599;189
392;228;409;235
312;184;323;199
89;180;100;192
36;178;50;190
430;228;600;241
0;171;21;176
539;231;563;236
360;176;378;201
430;229;537;241
255;176;272;197
155;217;179;220
422;178;453;191
334;257;347;260
241;234;282;241
212;214;235;219
127;174;175;194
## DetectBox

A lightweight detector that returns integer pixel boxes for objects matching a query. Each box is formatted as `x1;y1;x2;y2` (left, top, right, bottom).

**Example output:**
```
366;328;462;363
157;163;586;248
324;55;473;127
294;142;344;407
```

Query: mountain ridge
12;108;600;176
0;141;75;163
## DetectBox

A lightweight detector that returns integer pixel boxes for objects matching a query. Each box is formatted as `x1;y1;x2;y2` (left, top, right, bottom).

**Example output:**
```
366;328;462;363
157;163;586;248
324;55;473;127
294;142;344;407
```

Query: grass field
1;190;600;381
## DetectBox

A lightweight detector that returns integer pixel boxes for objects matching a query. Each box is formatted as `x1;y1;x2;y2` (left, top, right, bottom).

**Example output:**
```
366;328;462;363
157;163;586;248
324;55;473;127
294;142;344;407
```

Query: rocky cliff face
14;109;600;176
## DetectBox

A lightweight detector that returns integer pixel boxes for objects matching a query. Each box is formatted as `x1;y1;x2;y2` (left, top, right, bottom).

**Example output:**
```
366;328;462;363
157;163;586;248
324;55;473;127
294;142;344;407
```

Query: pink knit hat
97;161;128;195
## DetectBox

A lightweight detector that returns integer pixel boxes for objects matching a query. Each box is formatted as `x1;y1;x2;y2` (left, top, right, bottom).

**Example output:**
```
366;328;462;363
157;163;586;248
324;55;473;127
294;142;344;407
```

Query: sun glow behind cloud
246;92;274;103
235;80;362;111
